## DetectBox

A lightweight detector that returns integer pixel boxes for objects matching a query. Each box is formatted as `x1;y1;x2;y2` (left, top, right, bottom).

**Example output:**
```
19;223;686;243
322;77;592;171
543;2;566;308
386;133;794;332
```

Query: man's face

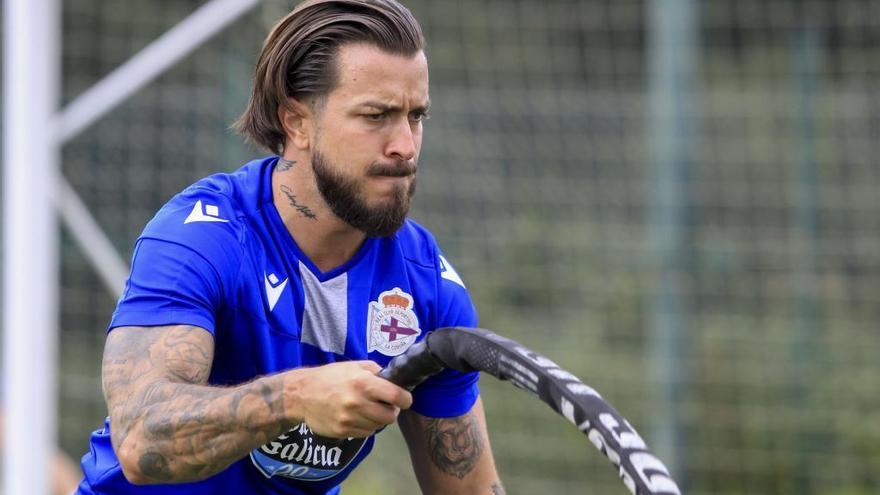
310;43;429;237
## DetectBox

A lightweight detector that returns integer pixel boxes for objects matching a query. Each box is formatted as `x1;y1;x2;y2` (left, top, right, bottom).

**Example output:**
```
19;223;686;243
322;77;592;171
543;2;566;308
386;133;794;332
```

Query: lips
367;162;416;178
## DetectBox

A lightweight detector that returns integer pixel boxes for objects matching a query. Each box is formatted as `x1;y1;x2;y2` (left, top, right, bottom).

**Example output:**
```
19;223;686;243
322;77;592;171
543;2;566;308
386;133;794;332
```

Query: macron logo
439;255;466;288
184;200;229;224
264;272;289;312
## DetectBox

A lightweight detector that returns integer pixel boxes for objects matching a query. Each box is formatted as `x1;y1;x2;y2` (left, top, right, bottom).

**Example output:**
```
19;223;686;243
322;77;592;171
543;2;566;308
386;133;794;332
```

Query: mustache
367;161;417;177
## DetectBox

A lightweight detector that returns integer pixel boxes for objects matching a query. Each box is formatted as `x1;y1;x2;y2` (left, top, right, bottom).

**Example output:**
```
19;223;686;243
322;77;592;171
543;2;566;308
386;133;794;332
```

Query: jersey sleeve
409;252;481;418
109;187;243;334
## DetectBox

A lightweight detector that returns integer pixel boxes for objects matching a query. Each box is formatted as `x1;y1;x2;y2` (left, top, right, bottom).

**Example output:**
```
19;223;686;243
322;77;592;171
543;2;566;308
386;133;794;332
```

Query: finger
353;360;381;373
358;402;401;427
364;378;413;409
330;404;396;436
394;387;413;410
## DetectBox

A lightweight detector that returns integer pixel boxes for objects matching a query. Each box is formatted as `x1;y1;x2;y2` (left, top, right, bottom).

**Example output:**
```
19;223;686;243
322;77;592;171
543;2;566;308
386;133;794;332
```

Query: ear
278;98;314;151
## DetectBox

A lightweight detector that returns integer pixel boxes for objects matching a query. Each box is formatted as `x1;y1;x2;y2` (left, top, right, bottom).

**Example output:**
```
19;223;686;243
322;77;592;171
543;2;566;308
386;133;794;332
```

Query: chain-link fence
56;1;880;493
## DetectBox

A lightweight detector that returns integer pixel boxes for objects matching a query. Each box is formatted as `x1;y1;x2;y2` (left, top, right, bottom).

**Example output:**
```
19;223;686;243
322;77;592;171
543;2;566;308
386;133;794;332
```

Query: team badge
367;288;422;356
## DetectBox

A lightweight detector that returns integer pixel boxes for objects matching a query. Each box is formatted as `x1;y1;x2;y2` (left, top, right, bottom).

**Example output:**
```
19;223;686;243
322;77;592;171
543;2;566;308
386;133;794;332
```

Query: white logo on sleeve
264;272;289;311
184;200;230;224
438;255;466;288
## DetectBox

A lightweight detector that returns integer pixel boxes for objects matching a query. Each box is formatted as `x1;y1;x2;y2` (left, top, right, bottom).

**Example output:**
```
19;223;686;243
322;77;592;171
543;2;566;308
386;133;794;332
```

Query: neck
272;154;366;273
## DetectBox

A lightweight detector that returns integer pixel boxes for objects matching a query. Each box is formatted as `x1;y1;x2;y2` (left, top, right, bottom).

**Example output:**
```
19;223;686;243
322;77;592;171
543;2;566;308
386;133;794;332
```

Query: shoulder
144;175;243;244
393;218;440;268
394;219;469;291
137;160;270;269
145;156;271;229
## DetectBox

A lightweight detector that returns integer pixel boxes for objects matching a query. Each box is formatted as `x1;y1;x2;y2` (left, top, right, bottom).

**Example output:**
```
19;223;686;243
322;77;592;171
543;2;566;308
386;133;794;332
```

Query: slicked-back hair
234;0;425;153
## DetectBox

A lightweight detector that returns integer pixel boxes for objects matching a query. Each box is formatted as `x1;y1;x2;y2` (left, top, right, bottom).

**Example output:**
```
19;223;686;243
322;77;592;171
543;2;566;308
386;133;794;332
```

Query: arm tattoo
103;326;295;483
280;185;317;221
138;452;173;482
491;481;506;494
423;412;484;479
275;158;296;171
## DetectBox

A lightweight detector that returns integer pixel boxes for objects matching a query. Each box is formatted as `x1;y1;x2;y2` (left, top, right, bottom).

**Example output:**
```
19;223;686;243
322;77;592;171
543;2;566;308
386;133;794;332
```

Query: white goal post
3;1;262;493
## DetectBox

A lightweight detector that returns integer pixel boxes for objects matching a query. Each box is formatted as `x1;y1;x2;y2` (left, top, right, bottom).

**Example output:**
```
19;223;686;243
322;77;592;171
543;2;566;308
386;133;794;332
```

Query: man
76;1;504;494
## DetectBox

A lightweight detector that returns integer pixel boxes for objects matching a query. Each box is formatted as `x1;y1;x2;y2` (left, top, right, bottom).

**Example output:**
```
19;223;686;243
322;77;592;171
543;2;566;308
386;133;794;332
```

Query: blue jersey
78;157;479;495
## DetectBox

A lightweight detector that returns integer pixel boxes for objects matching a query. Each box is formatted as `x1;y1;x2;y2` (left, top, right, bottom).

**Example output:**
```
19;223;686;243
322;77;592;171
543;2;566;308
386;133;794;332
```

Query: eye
364;112;387;122
409;111;430;123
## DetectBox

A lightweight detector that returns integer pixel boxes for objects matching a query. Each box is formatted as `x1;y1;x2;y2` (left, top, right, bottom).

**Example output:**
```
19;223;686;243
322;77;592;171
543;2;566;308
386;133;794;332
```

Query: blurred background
7;0;879;493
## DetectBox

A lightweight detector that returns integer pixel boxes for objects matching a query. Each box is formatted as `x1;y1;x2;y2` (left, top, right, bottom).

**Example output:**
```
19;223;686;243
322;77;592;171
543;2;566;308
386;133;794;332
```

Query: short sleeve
409;252;480;418
110;238;224;333
109;187;243;334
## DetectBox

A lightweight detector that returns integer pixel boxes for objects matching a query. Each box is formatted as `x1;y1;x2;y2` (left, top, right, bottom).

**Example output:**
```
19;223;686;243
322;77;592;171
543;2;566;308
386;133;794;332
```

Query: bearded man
75;1;503;494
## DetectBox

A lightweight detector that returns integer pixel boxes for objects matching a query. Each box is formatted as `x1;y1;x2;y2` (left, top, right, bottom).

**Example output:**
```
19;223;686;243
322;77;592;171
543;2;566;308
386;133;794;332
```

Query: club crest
367;288;421;356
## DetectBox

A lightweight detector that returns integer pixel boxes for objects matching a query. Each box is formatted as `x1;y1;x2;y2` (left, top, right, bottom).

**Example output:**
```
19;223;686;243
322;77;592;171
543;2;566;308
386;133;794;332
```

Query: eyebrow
359;100;431;113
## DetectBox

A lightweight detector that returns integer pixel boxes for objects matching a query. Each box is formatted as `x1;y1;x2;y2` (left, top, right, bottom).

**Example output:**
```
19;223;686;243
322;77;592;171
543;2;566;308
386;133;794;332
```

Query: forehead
329;43;429;106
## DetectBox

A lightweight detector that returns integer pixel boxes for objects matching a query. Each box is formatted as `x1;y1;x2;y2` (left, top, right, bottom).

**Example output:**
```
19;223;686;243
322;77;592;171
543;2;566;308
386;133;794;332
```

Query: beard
311;149;417;237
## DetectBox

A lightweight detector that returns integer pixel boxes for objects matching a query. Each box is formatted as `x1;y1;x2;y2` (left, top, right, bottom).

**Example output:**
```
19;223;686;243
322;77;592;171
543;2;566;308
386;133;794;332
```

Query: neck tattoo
276;158;296;172
280;185;317;221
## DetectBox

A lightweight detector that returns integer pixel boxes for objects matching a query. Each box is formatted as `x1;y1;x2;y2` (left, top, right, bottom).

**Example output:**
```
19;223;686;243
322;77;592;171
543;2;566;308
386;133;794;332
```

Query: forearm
400;399;503;495
112;373;298;484
103;325;410;485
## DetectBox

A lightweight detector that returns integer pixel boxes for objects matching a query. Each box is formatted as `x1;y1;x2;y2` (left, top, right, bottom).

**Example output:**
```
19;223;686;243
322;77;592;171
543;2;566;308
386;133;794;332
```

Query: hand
288;361;413;438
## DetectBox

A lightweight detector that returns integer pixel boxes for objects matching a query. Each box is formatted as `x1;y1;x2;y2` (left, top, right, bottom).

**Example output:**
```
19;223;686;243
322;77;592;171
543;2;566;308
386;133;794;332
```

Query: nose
385;118;417;162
